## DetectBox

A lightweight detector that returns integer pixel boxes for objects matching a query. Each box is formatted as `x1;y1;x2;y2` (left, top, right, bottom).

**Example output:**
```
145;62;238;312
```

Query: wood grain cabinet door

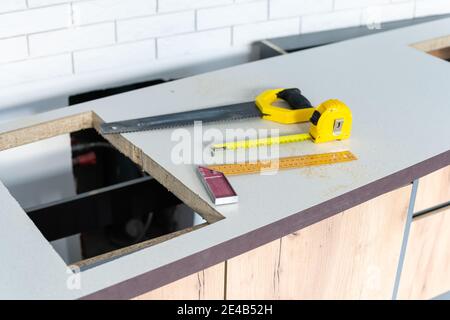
226;185;412;299
133;263;225;300
398;206;450;300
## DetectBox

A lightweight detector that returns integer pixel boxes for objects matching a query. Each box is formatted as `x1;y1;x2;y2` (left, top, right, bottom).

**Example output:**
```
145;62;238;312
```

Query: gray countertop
1;18;450;299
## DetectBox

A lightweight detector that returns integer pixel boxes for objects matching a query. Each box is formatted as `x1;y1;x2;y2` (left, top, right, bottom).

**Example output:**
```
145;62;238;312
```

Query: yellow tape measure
207;151;357;176
212;133;312;151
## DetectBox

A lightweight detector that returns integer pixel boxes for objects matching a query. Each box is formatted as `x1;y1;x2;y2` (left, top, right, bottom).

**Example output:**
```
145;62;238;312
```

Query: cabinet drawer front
414;166;450;213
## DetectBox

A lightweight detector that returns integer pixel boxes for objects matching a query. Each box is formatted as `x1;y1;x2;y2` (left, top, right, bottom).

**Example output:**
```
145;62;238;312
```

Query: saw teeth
104;115;261;134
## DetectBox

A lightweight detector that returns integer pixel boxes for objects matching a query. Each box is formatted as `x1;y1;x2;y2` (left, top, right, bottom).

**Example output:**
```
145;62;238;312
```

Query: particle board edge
0;111;93;151
411;34;450;52
72;223;209;270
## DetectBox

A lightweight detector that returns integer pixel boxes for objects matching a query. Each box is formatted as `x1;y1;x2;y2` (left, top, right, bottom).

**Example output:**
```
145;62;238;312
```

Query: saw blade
100;101;263;134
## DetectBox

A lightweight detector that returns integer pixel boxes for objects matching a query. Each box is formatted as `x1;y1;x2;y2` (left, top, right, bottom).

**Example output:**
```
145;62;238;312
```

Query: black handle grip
276;88;312;110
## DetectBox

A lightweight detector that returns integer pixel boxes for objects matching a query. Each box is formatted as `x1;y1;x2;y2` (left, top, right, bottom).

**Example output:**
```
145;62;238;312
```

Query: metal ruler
212;133;312;151
207;151;357;176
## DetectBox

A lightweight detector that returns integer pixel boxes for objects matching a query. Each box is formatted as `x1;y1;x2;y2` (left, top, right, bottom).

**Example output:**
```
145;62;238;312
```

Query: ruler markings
207;151;357;176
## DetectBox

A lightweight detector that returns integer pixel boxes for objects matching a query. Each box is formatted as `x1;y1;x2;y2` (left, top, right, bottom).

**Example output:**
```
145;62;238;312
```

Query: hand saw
100;88;314;134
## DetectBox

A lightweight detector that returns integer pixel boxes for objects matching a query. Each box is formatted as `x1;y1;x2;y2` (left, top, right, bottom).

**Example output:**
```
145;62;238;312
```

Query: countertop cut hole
0;112;210;269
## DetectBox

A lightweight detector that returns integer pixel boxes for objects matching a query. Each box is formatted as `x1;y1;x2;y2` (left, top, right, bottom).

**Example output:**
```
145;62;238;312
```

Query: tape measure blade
212;133;312;151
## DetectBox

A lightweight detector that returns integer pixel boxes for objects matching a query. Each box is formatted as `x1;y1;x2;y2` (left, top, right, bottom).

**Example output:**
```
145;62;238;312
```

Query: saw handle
276;88;312;110
255;88;315;124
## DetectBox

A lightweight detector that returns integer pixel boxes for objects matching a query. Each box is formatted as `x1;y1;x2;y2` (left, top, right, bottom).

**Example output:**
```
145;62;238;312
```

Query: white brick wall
0;1;27;14
28;0;74;7
0;5;71;38
158;28;231;58
197;1;268;30
0;37;28;63
117;11;195;42
334;0;390;10
29;23;116;56
74;39;156;72
0;54;72;87
233;18;300;45
158;0;233;13
301;9;361;33
416;0;450;17
72;0;156;25
0;0;448;90
270;0;334;19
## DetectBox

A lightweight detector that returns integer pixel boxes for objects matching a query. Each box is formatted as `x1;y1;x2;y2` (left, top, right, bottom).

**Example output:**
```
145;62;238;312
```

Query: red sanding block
197;166;238;205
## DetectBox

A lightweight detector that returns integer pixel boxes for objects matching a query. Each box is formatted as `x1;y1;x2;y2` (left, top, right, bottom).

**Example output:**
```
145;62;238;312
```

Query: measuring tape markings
212;133;313;151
